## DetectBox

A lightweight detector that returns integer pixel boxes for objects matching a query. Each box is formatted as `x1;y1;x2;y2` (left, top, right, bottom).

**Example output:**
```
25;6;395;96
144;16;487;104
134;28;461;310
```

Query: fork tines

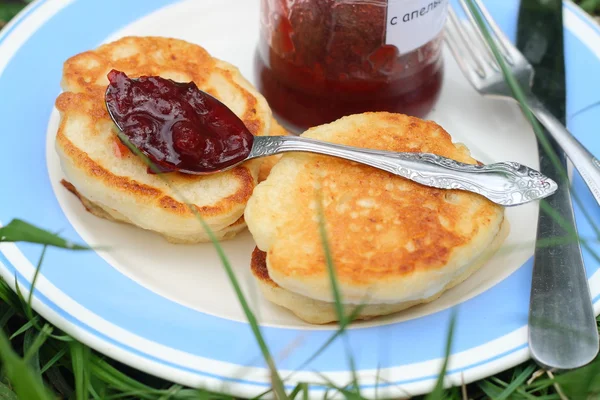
445;0;528;82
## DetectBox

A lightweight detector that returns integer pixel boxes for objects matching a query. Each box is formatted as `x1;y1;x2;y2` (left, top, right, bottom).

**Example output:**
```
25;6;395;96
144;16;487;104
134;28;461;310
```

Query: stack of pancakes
55;37;508;323
244;113;509;324
55;36;283;243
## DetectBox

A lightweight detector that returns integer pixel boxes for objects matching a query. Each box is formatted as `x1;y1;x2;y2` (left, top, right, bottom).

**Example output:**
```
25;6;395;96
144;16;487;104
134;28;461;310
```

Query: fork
445;0;599;370
445;1;600;206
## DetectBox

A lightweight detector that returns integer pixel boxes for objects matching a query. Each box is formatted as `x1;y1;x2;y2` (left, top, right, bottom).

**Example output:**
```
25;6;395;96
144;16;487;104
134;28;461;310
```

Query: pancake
55;36;272;243
60;179;247;241
251;219;508;324
245;112;509;320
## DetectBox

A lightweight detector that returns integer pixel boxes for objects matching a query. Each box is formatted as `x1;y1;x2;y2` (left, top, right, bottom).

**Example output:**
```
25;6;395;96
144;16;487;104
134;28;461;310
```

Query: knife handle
528;136;599;370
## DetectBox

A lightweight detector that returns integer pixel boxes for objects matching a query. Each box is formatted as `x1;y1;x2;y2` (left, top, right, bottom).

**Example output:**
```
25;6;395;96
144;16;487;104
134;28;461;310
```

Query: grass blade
8;316;38;340
45;366;74;397
70;341;91;400
465;0;600;255
13;275;27;313
554;354;600;398
40;345;67;374
0;327;52;400
26;245;47;321
0;307;15;328
425;311;456;400
342;337;360;396
11;278;73;342
23;324;52;374
494;364;537;400
115;132;288;399
0;219;88;250
315;191;363;397
462;0;564;182
0;279;21;311
375;365;381;400
286;383;303;400
315;192;345;324
89;374;109;400
0;3;26;24
157;384;183;400
0;382;19;400
313;372;361;400
294;302;367;373
477;380;503;398
103;390;164;400
89;385;103;400
202;228;286;399
84;356;172;399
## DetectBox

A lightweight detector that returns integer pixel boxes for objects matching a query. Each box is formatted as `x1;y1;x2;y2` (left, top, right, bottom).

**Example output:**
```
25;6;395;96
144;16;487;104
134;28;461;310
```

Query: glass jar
255;0;448;131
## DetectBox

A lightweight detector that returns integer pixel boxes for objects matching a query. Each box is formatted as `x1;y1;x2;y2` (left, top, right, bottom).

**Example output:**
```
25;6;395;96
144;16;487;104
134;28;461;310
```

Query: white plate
0;0;599;397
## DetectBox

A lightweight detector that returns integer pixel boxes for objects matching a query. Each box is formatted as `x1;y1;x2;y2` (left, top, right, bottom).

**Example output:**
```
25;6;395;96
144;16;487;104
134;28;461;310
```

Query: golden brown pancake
250;228;507;324
245;112;508;321
55;36;272;243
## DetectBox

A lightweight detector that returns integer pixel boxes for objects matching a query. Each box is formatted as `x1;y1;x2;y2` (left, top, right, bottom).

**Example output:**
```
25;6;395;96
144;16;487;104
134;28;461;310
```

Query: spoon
247;135;557;207
104;74;557;207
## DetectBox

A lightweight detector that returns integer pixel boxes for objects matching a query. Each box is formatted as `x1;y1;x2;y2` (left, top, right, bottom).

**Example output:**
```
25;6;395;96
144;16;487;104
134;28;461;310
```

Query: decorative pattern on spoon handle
249;136;557;206
387;153;558;206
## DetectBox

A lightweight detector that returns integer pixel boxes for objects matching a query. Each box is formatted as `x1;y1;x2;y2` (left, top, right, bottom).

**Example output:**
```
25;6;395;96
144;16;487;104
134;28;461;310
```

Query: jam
105;70;254;174
256;0;445;131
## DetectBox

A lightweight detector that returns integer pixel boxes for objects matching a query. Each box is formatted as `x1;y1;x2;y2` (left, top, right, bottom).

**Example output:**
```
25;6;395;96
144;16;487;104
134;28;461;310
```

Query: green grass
1;0;600;399
0;0;33;28
578;0;600;14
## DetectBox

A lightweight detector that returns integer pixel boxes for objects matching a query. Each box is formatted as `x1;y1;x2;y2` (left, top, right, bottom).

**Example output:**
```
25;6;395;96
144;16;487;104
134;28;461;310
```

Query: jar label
385;0;449;54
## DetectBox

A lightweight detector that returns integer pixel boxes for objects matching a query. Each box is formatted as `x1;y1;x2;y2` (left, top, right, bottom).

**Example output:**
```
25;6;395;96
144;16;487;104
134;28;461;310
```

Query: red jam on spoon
105;70;254;174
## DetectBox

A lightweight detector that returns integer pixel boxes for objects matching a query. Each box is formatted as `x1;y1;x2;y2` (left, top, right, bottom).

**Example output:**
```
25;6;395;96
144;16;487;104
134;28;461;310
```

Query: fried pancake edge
251;218;509;324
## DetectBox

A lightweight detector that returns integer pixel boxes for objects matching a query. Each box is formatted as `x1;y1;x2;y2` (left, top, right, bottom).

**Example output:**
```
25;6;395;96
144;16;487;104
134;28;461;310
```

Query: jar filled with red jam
256;0;448;131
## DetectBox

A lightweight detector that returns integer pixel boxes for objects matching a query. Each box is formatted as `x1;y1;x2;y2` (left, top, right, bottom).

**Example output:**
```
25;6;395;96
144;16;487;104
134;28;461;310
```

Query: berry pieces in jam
105;70;254;174
256;0;444;131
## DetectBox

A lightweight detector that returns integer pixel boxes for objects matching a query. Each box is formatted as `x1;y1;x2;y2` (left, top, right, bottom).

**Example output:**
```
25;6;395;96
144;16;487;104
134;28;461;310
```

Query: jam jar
255;0;448;131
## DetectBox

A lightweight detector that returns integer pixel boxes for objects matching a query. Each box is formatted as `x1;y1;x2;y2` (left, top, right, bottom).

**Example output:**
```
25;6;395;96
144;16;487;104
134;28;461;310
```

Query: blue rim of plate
0;0;599;396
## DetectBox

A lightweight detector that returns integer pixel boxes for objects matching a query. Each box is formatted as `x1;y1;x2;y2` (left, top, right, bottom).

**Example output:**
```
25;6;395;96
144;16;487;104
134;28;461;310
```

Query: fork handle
526;94;600;205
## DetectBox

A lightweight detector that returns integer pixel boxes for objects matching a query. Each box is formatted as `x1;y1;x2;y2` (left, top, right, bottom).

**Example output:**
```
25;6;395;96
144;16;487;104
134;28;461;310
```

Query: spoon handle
249;135;557;206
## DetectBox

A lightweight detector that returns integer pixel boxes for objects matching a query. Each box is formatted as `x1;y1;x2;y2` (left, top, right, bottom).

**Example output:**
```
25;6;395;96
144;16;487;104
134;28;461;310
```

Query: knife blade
517;0;599;370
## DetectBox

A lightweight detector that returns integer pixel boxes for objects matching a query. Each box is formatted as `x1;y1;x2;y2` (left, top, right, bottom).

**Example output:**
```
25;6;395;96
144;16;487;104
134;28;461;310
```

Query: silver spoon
247;135;557;206
105;90;557;207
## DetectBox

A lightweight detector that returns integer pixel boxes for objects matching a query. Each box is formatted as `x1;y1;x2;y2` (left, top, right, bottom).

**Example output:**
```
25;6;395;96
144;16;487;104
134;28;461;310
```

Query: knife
517;0;599;370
